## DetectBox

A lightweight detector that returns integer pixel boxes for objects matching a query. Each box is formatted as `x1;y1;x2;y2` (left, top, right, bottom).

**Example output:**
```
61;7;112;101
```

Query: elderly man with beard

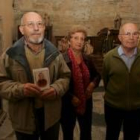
0;11;71;140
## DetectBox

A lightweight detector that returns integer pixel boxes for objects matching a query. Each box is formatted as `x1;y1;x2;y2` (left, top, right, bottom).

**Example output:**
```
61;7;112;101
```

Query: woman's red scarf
68;48;90;115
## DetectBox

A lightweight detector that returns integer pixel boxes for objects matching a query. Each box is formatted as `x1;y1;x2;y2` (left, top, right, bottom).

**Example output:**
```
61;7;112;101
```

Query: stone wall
13;0;140;37
0;16;2;55
0;0;14;54
0;0;140;52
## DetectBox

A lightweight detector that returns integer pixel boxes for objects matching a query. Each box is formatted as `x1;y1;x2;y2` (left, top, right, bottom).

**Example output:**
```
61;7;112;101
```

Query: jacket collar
6;37;59;81
112;46;140;58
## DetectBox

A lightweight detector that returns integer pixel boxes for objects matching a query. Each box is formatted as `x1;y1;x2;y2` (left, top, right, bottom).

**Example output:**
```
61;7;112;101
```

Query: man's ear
118;34;121;42
19;25;24;35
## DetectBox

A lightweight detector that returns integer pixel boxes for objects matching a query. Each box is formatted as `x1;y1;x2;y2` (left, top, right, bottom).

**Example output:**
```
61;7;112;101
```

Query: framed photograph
33;67;50;91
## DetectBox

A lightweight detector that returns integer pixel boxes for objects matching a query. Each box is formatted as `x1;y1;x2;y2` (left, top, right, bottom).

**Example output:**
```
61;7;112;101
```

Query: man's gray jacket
0;37;71;134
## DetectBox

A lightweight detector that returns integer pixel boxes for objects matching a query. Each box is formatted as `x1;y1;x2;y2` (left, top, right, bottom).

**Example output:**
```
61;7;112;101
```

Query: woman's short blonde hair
67;25;87;40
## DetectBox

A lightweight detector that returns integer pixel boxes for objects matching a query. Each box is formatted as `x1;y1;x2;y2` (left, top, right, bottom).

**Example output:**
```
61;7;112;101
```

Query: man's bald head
119;23;139;35
20;12;44;25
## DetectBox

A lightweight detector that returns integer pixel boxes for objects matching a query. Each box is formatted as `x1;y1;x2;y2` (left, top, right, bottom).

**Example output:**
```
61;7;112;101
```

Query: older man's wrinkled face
118;23;139;50
19;12;45;45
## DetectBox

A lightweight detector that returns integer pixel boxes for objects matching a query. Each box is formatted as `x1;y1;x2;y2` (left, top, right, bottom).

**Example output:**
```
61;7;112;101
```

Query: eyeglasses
119;32;139;38
21;22;45;28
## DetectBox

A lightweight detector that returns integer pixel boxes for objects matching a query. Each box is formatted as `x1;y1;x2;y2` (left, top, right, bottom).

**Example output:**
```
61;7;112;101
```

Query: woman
61;25;101;140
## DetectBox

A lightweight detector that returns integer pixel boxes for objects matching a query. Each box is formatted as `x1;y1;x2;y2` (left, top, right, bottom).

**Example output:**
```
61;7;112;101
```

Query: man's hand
24;83;41;97
40;87;57;100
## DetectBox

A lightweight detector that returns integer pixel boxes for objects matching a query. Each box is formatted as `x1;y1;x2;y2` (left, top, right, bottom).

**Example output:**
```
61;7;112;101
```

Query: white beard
29;36;44;44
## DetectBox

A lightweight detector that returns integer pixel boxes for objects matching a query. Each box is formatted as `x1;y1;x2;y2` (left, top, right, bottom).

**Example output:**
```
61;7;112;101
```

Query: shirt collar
118;45;137;57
